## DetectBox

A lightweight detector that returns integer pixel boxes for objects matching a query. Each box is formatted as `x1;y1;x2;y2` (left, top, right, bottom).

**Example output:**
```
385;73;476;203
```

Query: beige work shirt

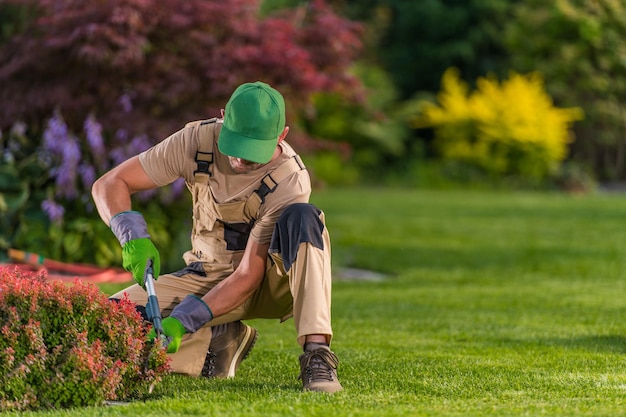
138;119;311;244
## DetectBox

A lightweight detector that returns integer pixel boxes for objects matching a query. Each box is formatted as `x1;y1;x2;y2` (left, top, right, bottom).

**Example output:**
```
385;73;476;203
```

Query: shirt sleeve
138;124;206;186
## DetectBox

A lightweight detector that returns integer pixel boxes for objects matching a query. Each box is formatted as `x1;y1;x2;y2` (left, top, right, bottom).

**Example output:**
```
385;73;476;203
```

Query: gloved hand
109;211;161;287
148;295;214;354
122;238;160;287
170;295;214;332
147;316;186;353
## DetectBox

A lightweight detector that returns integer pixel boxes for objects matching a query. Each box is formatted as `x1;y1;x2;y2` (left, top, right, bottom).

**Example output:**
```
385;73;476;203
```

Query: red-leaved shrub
0;267;170;411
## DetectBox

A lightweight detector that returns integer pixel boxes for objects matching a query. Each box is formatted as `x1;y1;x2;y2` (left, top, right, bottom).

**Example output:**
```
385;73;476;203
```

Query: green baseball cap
218;81;286;164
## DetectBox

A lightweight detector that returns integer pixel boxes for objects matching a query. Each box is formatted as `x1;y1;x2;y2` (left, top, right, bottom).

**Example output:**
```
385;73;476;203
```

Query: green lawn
10;188;626;416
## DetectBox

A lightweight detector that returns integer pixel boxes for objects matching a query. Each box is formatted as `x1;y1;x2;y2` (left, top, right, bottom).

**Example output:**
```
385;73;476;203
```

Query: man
92;81;342;393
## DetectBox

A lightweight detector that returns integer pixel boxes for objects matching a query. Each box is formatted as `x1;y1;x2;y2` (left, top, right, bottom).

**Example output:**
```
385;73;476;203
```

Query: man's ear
278;126;289;144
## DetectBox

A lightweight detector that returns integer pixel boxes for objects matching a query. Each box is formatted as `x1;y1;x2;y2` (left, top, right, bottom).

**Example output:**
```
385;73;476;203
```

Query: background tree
338;0;512;100
505;0;626;181
0;0;363;139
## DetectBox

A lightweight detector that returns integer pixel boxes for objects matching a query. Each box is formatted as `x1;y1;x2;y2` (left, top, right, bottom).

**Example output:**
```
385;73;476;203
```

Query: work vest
181;118;305;271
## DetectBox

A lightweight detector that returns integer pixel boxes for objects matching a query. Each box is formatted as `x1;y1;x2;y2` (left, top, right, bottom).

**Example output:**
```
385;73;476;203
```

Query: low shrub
0;267;170;411
413;68;584;184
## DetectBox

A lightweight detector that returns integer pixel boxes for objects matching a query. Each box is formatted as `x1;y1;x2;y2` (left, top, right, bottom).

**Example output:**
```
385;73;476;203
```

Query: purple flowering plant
0;110;189;269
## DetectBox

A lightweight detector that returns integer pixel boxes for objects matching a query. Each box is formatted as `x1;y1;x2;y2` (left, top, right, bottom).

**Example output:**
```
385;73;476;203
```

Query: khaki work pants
111;234;333;377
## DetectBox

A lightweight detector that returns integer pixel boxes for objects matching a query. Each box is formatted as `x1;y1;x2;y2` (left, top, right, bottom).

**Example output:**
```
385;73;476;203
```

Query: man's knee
270;203;326;272
279;203;321;224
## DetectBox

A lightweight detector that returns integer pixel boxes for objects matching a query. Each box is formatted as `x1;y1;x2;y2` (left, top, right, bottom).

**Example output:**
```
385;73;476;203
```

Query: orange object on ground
3;248;132;284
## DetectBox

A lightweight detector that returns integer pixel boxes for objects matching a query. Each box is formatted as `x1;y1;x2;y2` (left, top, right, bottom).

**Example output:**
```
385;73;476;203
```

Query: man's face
227;156;266;174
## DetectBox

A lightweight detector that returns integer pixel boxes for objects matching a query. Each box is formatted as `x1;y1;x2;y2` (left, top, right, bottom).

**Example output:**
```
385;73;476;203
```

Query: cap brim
218;124;277;164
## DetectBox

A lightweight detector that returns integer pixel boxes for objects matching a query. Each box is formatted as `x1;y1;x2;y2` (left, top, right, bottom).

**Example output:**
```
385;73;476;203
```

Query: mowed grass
10;188;626;416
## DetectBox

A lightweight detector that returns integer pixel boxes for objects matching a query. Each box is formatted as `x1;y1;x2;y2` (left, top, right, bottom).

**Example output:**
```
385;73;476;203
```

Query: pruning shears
144;259;170;349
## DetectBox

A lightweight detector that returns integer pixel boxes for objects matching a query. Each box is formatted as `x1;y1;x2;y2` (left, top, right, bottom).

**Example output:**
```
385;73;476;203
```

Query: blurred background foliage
0;0;621;270
413;68;583;186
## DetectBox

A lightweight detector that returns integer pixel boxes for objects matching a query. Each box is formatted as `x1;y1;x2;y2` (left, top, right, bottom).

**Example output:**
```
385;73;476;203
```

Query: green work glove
147;296;214;353
147;316;186;353
109;211;161;287
122;238;160;287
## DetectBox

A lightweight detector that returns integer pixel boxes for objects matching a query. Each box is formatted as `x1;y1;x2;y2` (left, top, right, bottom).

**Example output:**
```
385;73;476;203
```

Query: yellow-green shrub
413;68;583;181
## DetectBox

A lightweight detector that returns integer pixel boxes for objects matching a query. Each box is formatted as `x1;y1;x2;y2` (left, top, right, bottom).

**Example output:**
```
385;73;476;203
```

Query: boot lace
299;348;339;382
201;349;217;378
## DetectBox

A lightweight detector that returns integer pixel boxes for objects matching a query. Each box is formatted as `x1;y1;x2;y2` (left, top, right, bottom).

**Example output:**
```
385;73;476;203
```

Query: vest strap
257;155;304;202
191;118;219;185
194;151;213;184
243;155;306;221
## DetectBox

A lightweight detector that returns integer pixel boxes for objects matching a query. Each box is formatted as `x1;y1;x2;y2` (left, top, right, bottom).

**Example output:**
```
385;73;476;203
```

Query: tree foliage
300;62;412;185
338;0;512;100
0;0;364;138
505;0;626;181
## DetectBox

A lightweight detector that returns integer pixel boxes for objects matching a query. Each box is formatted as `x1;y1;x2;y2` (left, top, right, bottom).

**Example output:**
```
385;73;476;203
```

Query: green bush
299;63;413;184
412;68;584;184
303;152;360;187
0;267;170;411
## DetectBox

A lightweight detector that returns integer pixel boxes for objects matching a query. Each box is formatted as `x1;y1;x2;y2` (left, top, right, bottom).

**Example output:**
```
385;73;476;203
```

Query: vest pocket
222;222;254;251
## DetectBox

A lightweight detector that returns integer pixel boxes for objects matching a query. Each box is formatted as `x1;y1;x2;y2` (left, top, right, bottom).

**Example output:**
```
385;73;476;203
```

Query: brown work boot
298;343;343;393
201;321;258;379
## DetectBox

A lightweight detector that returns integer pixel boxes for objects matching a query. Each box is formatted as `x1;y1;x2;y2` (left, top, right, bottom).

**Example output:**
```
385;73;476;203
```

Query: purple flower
129;133;152;155
78;163;96;190
136;188;158;202
42;199;65;223
109;129;131;165
54;136;81;200
119;93;133;113
116;128;129;142
43;112;69;156
172;177;186;196
110;130;154;165
41;113;85;200
109;148;126;167
84;114;106;169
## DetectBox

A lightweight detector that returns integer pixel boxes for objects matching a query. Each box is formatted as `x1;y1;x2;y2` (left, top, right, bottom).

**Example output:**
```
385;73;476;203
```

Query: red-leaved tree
0;0;364;138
